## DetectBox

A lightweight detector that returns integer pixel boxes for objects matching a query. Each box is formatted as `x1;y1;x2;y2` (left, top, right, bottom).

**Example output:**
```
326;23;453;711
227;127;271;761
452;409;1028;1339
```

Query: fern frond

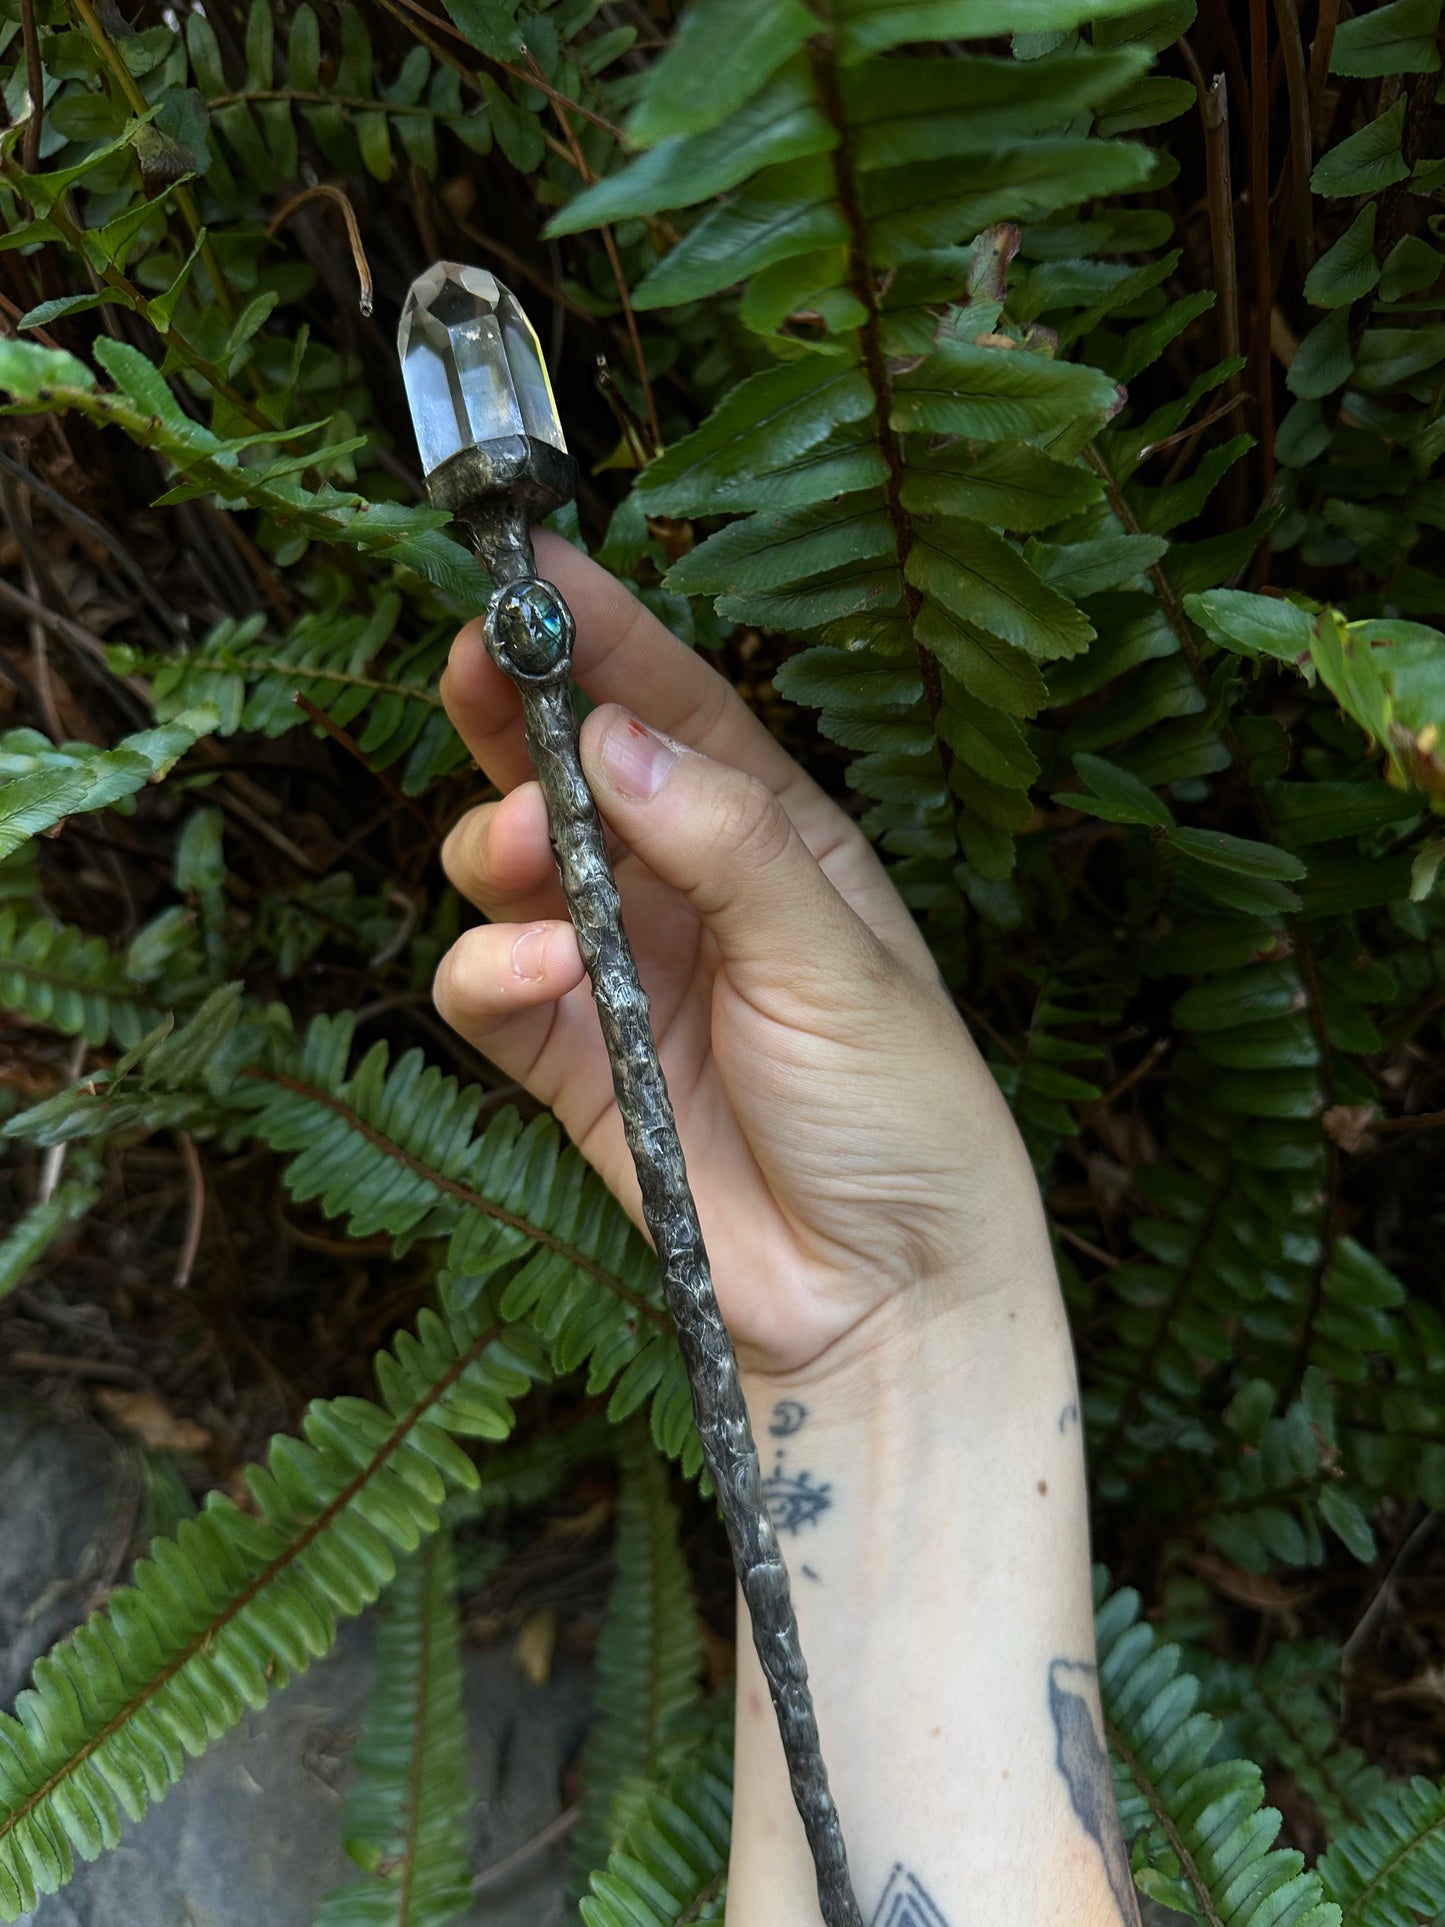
1096;1581;1340;1927
1319;1776;1445;1927
235;1014;702;1472
0;710;219;863
315;1533;471;1927
3;1004;703;1472
580;1713;733;1927
444;1409;615;1523
557;13;1163;879
0;340;490;609
0;1282;542;1921
1202;1641;1385;1840
571;1428;705;1891
188;0;492;201
0;1173;100;1301
0;906;199;1049
144;599;467;797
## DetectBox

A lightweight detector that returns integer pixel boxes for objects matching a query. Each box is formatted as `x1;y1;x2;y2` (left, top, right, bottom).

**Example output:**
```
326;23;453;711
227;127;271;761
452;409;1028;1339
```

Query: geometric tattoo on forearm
870;1862;951;1926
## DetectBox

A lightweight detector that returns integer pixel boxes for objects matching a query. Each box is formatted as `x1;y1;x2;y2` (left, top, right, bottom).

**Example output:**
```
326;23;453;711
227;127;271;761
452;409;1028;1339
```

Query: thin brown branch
5;1351;147;1384
1306;0;1340;144
0;569;116;666
471;1806;579;1892
375;0;625;137
291;691;435;834
368;0;573;166
1053;1225;1120;1270
1247;0;1275;489
0;446;186;639
68;0;235;322
1367;1109;1445;1136
19;0;43;175
1200;73;1242;394
495;54;624;140
528;48;660;454
1100;1037;1172;1106
268;185;374;318
0;286;62;350
1202;0;1252;126
1271;0;1314;276
173;1133;205;1289
1140;391;1248;462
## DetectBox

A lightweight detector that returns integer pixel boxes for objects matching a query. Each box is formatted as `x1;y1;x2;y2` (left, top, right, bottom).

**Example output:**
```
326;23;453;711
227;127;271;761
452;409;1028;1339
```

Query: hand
433;533;1054;1387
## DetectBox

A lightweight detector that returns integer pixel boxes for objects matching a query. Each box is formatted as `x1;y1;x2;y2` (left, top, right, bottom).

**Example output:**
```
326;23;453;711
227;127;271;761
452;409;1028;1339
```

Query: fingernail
601;714;680;801
511;925;549;982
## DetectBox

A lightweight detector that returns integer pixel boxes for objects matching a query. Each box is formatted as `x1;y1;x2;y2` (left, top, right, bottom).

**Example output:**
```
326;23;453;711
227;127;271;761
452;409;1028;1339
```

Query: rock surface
0;1402;589;1927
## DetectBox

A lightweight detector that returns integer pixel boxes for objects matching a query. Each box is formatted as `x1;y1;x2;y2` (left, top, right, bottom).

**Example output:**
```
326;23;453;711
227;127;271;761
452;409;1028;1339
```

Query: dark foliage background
1;0;1444;1920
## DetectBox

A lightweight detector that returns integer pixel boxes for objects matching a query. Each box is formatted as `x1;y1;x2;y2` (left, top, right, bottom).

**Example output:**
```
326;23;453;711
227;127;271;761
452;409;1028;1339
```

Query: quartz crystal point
398;262;566;474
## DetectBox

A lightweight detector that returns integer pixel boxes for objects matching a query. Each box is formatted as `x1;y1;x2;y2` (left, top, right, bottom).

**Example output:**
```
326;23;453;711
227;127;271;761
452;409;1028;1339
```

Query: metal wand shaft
478;520;862;1927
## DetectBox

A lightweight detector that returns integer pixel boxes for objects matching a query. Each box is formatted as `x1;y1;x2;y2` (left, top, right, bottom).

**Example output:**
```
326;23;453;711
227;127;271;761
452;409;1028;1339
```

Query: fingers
442;533;822;819
442;781;564;924
580;704;888;1015
440;534;936;976
431;918;587;1086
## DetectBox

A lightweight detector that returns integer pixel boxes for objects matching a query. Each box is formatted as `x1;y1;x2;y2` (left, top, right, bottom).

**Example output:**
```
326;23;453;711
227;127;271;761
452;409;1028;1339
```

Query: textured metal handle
472;520;861;1927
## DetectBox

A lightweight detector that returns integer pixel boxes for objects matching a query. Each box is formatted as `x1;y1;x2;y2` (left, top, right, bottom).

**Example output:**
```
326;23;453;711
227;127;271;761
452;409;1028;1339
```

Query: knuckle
440;805;491;895
715;775;792;875
432;930;483;1018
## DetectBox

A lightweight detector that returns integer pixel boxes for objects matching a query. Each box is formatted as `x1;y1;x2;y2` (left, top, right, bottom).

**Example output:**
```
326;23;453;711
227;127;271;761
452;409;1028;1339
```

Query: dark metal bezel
424;436;578;524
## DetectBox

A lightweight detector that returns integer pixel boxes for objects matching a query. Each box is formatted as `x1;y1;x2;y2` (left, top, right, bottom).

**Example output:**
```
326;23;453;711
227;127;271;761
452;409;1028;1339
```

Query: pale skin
432;531;1142;1927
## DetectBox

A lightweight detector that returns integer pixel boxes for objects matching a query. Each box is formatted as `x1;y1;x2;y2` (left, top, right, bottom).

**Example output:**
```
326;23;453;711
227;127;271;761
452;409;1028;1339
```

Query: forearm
727;1270;1139;1927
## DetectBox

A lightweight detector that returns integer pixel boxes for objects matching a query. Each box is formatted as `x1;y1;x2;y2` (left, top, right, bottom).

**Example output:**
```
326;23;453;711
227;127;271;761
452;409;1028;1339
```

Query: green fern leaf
234;1017;701;1472
0;1174;100;1302
315;1534;471;1927
0;1283;542;1920
580;1713;733;1927
549;63;832;232
0;711;218;862
1096;1581;1341;1927
0;908;181;1048
1320;1776;1445;1927
570;1430;705;1890
625;0;817;147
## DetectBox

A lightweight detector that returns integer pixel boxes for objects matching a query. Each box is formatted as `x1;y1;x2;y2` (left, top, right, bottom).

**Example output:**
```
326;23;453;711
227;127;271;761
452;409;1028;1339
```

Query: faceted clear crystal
397;263;567;477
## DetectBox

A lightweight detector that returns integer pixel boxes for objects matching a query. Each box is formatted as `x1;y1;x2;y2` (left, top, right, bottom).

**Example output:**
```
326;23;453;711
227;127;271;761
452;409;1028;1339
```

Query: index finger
441;531;816;810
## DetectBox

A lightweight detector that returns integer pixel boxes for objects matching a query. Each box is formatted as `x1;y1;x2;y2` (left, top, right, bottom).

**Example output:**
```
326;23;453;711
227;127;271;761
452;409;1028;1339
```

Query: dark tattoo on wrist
762;1463;833;1533
1058;1399;1080;1434
871;1863;951;1926
770;1398;808;1437
762;1400;833;1534
1048;1660;1141;1925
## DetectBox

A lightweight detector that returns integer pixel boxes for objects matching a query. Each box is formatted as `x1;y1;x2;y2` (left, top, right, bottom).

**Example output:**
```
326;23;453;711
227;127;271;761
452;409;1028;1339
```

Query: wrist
738;1266;1076;1516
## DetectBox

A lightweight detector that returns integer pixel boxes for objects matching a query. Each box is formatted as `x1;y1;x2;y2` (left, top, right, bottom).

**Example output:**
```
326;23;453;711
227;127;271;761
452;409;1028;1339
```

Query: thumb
579;705;882;1007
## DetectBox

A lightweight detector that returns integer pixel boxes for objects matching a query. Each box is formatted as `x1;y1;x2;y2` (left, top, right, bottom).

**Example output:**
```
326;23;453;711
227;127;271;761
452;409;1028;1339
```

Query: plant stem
67;0;236;322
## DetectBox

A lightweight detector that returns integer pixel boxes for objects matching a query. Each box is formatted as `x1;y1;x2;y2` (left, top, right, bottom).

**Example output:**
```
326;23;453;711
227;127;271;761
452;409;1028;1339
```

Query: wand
397;263;862;1927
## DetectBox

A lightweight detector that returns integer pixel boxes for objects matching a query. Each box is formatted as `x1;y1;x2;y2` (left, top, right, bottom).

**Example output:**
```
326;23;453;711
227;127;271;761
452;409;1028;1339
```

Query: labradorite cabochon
487;576;575;678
